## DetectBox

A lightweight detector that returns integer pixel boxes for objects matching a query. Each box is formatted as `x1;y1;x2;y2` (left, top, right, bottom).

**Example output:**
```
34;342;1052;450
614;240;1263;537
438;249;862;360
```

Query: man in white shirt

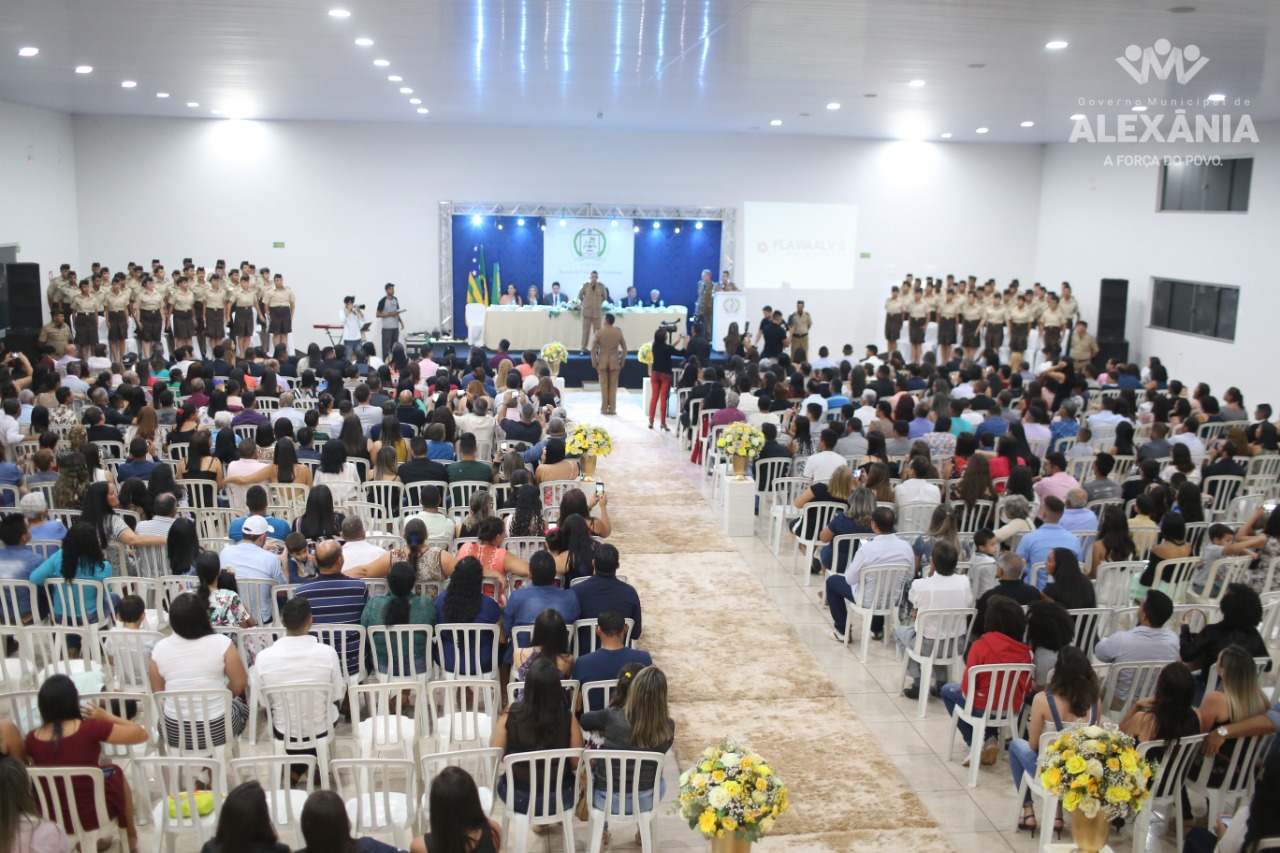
1169;416;1207;457
803;428;847;485
1093;589;1181;701
339;516;387;576
250;596;346;772
0;400;23;454
339;296;365;358
351;385;382;436
852;393;878;429
1087;398;1132;429
811;346;837;373
895;540;974;698
274;391;307;431
135;493;178;537
54;344;80;372
403;486;456;544
225;440;270;510
894;456;942;512
825;506;915;642
220;516;288;619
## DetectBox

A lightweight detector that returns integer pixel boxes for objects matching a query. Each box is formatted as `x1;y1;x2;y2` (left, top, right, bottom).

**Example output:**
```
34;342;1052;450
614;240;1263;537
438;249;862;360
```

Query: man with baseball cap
220;515;287;621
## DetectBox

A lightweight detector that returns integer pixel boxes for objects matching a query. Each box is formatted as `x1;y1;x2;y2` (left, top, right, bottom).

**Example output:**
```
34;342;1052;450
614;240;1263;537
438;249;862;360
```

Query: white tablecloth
479;305;688;351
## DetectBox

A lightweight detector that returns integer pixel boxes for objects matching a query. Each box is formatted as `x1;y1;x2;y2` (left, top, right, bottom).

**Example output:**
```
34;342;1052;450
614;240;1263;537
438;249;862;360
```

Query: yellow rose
701;762;713;772
1040;767;1062;789
699;809;718;834
1120;752;1138;773
712;770;726;783
1105;786;1132;804
692;774;707;790
757;765;772;777
1065;754;1088;775
756;778;768;792
723;781;742;798
760;817;774;833
1107;758;1120;771
1063;791;1083;812
722;818;737;832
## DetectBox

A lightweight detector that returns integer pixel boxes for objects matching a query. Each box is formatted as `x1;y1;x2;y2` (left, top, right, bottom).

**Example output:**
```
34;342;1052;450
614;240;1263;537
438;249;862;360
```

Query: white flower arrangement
540;341;569;366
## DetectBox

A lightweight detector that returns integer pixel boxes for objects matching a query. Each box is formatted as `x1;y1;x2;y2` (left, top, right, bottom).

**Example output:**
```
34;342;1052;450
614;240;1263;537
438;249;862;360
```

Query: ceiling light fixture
826;102;840;110
497;221;503;230
121;80;137;88
1020;120;1034;127
1207;93;1226;102
1168;5;1195;12
399;87;413;94
610;219;618;228
211;109;223;115
187;102;199;107
769;119;782;126
354;37;373;46
559;218;567;227
1070;113;1086;120
416;107;429;114
156;92;169;98
387;75;402;82
18;47;39;57
976;127;989;133
652;221;661;229
633;225;640;233
1132;105;1147;111
75;65;93;74
408;98;421;104
373;59;390;67
517;218;525;226
695;221;703;230
940;132;953;138
328;9;351;17
674;225;681;233
471;215;483;225
908;79;925;87
1045;40;1068;49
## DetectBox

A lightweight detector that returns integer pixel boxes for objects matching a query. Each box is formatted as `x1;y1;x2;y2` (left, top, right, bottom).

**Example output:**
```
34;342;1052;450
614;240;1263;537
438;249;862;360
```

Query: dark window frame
1148;277;1238;342
1157;156;1252;213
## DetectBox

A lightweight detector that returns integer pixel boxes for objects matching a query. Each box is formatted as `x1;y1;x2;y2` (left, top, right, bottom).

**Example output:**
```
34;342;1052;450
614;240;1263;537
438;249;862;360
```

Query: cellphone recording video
595;481;605;496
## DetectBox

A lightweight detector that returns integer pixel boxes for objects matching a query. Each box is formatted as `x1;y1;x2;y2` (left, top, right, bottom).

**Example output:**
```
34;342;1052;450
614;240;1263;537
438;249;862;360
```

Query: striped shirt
295;575;368;675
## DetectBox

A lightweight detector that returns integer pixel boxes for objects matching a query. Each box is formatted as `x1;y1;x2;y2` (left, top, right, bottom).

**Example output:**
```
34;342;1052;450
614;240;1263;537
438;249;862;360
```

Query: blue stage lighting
652;221;661;229
471;215;483;225
695;221;703;230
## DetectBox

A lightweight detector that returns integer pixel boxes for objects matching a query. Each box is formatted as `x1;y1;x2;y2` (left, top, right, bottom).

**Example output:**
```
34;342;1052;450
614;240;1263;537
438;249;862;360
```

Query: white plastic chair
766;476;809;553
1094;561;1147;607
571;617;635;657
153;688;238;775
1099;660;1169;723
946;662;1035;787
350;681;423;761
1151;556;1201;604
540;480;580;509
419;747;503;831
753;457;793;533
506;679;580;710
1130;733;1206;853
581;679;619;714
1202;475;1245;521
585;750;666;853
261;681;337;783
426;678;501;752
230;755;315;849
841;565;911;663
897;607;977;718
790;500;844;584
311;623;367;689
1067;607;1111;657
955;500;995;533
100;628;163;692
499;748;582;853
433;623;500;679
26;624;105;683
333;758;419;850
505;536;548;562
1187;556;1251;606
898;501;940;535
449;480;491;511
138;756;224;853
367;624;434;683
29;765;129;853
1184;733;1275;827
1011;731;1064;853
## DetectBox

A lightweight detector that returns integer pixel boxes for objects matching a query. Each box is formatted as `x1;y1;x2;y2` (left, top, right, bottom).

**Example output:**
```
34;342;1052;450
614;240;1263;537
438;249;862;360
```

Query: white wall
1035;124;1278;404
69;115;1045;358
0;100;80;297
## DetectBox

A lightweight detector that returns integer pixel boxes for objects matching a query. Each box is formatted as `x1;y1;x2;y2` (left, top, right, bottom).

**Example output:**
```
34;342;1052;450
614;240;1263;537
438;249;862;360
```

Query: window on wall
1149;278;1238;341
1158;157;1252;212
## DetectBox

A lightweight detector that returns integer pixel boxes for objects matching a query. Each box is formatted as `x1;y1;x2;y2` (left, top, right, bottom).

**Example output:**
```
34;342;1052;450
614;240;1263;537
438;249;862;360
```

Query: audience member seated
512;609;575;687
433;556;502;676
446;433;491;483
294;484;345;542
1117;662;1199;751
201;780;289;853
571;543;641;642
361;561;436;675
410;766;503;853
573;608;653;687
1039;547;1096;609
1180;583;1269;696
895;540;974;699
229;485;291;541
337;516;388;578
972;553;1039;636
558;487;612;539
825;505;914;642
1025;601;1073;690
220;516;288;619
504;551;581;661
1015;496;1079;589
0;755;70;852
404;486;456;544
491;656;583;817
1081;454;1122;502
1196;644;1270;758
195;552;255;629
29;521;114;632
1131;513;1193;601
298;789;400;853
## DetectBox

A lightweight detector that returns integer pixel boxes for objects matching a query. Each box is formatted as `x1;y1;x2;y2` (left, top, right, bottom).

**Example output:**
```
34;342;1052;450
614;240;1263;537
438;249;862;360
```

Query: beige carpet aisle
562;386;952;852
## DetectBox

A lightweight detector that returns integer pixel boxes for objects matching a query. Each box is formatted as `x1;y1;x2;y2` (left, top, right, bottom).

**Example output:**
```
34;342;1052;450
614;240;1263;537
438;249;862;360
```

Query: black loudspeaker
1096;339;1130;366
4;263;43;331
1097;278;1129;340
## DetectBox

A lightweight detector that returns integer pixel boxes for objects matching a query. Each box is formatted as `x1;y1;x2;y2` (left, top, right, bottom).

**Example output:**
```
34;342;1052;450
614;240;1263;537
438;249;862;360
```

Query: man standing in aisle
376;282;403;358
788;300;812;360
695;269;715;328
340;296;364;358
578;271;606;351
591;313;627;416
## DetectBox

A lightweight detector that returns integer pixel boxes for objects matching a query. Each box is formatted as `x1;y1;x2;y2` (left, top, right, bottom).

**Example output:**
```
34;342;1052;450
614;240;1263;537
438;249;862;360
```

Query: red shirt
962;632;1033;710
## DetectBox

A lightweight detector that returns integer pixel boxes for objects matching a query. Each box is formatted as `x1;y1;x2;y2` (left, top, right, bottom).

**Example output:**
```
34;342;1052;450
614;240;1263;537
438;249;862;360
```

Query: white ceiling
0;0;1277;142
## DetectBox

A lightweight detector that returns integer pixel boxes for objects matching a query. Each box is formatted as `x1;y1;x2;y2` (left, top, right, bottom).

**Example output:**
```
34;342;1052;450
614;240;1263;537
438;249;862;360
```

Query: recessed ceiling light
416;107;429;114
187;102;199;107
1070;113;1086;120
652;221;661;229
863;93;877;98
976;127;989;134
694;221;703;229
387;75;403;82
769;119;782;126
121;80;137;88
633;225;640;233
1132;105;1147;111
354;37;374;46
399;87;413;94
156;92;169;98
211;109;222;114
968;63;986;69
408;98;421;104
1169;5;1195;12
75;65;93;74
908;79;925;87
1207;93;1226;102
1020;120;1035;127
826;102;840;111
373;59;390;67
940;132;953;138
18;47;39;58
1045;40;1069;49
328;9;351;17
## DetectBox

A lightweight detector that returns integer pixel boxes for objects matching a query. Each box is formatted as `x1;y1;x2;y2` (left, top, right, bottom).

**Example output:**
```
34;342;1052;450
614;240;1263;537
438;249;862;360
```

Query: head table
479;304;689;352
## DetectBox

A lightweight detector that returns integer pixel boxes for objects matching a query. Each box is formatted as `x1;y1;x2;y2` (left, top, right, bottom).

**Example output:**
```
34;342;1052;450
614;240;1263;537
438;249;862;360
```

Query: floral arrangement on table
566;423;612;458
540;341;569;367
1037;723;1155;821
676;740;790;842
717;422;766;459
637;342;654;366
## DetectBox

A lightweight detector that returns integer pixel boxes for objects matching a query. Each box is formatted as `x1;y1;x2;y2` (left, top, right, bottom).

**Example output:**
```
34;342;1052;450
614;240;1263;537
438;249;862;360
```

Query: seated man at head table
646;289;664;308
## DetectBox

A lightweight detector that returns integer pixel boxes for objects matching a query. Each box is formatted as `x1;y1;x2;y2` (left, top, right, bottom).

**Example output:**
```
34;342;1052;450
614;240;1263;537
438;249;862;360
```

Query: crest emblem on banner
573;228;608;259
723;297;742;313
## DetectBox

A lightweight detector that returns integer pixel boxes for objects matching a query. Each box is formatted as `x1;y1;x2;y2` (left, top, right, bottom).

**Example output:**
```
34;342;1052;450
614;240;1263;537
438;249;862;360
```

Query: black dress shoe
902;683;920;700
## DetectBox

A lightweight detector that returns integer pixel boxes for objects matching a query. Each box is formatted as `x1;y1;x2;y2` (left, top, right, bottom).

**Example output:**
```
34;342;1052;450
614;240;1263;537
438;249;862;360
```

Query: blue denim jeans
591;778;666;813
1008;737;1037;804
497;776;575;815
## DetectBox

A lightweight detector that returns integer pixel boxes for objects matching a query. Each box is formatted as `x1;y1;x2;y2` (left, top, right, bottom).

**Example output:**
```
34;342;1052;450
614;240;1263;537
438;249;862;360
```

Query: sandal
1017;806;1037;833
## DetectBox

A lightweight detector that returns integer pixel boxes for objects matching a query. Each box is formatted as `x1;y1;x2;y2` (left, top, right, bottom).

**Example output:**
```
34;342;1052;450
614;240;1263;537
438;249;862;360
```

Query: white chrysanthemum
707;786;731;810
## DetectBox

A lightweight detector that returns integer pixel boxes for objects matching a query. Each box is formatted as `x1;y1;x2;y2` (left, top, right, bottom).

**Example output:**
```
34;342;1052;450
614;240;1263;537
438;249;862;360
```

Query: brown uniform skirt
107;311;129;341
232;305;254;337
937;317;957;346
908;317;927;345
172;309;195;338
269;305;292;334
138;310;163;343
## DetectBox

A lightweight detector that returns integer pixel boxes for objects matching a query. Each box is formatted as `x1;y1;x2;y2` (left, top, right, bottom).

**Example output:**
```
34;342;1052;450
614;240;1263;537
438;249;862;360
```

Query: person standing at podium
592;314;627;416
695;270;714;327
578;272;607;350
340;296;365;358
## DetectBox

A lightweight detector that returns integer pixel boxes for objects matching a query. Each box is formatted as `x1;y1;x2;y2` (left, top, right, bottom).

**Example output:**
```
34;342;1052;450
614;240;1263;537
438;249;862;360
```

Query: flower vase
550;361;560;377
710;836;751;853
732;455;749;480
580;455;597;482
1070;810;1111;853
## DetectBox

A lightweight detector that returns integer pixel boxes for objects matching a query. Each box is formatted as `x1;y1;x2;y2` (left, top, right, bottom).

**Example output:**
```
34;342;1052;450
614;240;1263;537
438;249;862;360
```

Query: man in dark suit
541;282;568;306
619;287;643;308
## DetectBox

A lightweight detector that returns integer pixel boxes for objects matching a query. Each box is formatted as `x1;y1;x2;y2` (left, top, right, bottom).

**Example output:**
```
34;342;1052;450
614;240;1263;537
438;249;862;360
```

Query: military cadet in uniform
167;275;197;352
70;281;101;350
982;292;1007;355
960;290;985;361
204;273;230;353
577;271;607;350
1007;293;1034;358
46;264;72;315
883;286;904;354
936;288;961;364
191;267;208;356
905;289;929;365
1039;294;1067;359
788;300;813;361
1059;282;1080;325
38;308;73;355
255;266;273;349
103;275;134;364
134;276;165;359
592;313;628;415
230;272;261;358
718;270;739;292
263;273;295;349
694;269;715;328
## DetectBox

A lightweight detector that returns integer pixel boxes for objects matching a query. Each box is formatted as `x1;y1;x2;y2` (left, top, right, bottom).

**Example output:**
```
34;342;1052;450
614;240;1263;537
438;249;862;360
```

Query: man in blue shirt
572;609;652;694
502;552;580;662
572;544;642;645
907;405;933;440
116;438;160;481
0;513;42;622
229;486;292;542
1015;496;1082;589
219;516;288;619
296;540;368;677
975;409;1009;441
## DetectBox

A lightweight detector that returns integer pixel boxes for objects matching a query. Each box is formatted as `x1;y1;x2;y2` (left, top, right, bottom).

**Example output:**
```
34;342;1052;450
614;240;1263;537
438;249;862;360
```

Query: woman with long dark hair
1025;601;1074;689
24;675;147;851
507;483;545;538
1134;512;1193;599
512;606;573;680
203;781;287;853
0;756;68;852
79;481;166;550
491;656;583;816
646;326;684;431
1090;505;1136;573
1119;662;1201;755
168;516;202;575
338;414;370;467
1041;547;1096;609
410;766;502;853
361;560;435;674
195;551;253;628
547;514;597;580
314;440;360;507
224;437;311;489
433;557;502;675
182;428;225;509
300;788;399;853
953;453;997;507
294;483;345;540
29;521;114;630
371;414;409;464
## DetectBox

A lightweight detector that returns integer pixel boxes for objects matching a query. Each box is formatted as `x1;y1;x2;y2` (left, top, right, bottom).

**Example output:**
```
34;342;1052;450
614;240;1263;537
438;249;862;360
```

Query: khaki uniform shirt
960;301;985;322
1028;296;1047;320
168;289;196;311
1059;296;1080;322
136;290;165;312
47;279;67;305
205;284;229;308
790;311;813;336
937;297;961;320
263;286;295;309
1040;306;1066;330
984;304;1007;325
38;322;72;351
103;290;133;313
1008;305;1034;325
1071;331;1099;366
578;281;607;319
884;295;902;316
905;299;930;320
70;293;99;316
60;282;81;305
191;280;209;303
231;286;259;309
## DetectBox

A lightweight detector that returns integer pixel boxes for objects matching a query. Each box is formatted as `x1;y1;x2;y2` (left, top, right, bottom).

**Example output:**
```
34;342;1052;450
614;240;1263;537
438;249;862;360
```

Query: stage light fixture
559;218;567;227
18;47;39;58
633;225;639;233
695;221;703;230
471;215;483;225
517;218;525;226
610;219;618;228
674;225;681;233
652;221;661;229
497;221;504;230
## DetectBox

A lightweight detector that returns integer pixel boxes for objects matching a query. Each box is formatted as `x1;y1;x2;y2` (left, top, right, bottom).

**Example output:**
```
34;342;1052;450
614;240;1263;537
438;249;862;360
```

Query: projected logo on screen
573;228;608;259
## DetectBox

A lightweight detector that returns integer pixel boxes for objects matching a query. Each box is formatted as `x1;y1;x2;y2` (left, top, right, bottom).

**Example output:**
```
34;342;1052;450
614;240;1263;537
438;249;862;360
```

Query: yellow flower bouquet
637;342;654;366
566;424;612;458
1037;723;1155;821
716;422;766;459
540;341;569;366
676;740;789;842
